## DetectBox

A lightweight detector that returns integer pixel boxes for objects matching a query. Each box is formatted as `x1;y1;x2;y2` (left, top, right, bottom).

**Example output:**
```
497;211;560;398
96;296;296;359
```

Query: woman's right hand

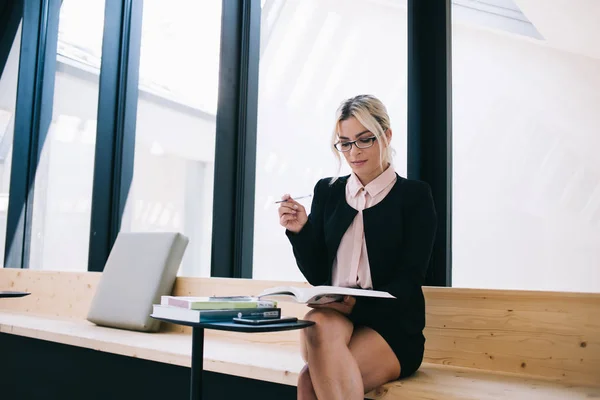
278;194;308;233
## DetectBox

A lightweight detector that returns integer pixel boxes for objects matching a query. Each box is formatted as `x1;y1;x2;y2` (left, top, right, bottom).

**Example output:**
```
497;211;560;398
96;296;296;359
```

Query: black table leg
190;327;204;400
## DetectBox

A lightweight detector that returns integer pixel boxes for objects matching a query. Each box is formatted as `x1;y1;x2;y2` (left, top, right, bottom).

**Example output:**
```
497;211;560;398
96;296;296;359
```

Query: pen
274;194;312;203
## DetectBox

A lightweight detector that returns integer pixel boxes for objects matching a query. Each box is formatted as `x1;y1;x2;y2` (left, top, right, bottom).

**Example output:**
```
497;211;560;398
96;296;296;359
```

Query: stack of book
152;295;280;323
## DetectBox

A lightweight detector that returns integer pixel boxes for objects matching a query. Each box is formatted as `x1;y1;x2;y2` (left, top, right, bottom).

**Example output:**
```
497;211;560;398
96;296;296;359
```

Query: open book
258;285;395;305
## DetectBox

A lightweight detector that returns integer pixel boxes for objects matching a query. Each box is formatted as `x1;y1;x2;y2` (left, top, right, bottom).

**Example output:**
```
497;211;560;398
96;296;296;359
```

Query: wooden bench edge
0;313;299;386
2;312;598;400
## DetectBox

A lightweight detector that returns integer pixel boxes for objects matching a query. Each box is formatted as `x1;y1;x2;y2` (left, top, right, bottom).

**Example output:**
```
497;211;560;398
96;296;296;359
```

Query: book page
258;285;394;304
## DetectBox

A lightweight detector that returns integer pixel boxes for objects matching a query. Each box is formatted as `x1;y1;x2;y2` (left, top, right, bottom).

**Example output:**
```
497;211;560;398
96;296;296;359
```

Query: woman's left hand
308;295;356;315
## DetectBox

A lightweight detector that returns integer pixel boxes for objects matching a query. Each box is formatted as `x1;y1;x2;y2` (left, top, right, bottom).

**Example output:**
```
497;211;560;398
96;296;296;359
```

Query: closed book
151;305;281;323
160;296;277;310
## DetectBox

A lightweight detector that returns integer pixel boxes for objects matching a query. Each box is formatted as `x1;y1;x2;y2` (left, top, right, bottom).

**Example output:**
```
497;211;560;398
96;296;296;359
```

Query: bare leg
349;326;402;393
301;308;363;400
297;365;317;400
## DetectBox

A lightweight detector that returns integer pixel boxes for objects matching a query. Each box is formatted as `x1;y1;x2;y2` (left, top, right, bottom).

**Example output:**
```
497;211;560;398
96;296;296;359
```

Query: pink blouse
332;166;397;289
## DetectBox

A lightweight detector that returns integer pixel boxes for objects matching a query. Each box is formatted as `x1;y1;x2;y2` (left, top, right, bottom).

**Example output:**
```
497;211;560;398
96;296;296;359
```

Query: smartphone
232;316;298;325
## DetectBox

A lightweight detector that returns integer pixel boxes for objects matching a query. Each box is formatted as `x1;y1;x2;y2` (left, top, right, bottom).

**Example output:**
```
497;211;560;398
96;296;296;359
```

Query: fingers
279;194;304;208
284;197;304;208
278;202;298;214
279;200;305;213
278;197;306;217
309;303;336;310
343;296;356;308
278;193;308;231
280;214;297;225
278;204;298;219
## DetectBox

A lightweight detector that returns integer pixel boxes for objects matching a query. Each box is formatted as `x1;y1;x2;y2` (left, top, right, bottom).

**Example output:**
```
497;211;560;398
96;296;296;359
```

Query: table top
0;291;30;298
151;315;315;333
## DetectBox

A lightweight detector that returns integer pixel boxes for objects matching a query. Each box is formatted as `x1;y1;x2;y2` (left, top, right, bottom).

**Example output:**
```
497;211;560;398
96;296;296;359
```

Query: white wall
452;22;600;292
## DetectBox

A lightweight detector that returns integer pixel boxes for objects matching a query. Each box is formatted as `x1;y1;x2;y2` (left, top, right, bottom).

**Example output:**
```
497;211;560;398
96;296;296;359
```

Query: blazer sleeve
285;179;330;286
350;180;437;322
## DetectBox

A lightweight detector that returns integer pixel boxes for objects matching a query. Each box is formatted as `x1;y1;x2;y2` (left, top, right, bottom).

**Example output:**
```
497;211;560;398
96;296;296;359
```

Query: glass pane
0;24;22;266
452;1;600;292
253;0;408;281
29;0;105;271
120;0;222;277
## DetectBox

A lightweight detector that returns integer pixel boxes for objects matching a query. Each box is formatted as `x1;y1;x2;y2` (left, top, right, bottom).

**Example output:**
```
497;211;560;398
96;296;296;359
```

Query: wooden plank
421;289;600;386
424;286;600;302
424;287;600;313
0;269;100;319
368;365;600;400
424;327;599;386
1;270;599;386
425;306;597;335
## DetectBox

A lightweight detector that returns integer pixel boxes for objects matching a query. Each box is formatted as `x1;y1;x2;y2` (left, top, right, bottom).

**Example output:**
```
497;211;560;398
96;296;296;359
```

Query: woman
278;94;437;400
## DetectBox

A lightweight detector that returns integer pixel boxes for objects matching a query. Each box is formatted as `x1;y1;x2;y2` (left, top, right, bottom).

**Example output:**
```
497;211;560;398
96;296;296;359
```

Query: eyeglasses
334;136;377;152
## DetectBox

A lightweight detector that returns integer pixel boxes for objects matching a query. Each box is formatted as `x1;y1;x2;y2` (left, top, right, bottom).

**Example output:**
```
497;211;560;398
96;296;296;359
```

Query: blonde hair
330;94;394;183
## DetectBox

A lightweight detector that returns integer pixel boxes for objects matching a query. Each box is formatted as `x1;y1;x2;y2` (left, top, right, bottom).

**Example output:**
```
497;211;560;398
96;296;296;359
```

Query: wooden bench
1;269;599;399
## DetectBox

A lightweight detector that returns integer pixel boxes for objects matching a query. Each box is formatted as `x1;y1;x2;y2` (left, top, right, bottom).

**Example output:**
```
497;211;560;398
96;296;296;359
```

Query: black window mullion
88;0;142;272
211;0;261;278
5;0;60;269
0;0;23;78
407;0;453;286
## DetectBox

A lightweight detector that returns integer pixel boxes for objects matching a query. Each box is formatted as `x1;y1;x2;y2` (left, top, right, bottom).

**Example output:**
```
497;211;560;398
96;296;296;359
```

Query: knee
302;308;350;348
297;365;314;398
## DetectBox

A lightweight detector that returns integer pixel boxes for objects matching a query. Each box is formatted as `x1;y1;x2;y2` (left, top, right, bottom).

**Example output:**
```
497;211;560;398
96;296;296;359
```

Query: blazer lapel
363;176;404;287
324;178;357;263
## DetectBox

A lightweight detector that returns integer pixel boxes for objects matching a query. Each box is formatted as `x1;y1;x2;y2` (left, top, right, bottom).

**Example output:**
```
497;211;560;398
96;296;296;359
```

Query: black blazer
286;174;437;336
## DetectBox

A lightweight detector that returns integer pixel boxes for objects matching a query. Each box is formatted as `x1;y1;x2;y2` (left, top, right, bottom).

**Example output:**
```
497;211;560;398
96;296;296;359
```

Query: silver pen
274;194;312;204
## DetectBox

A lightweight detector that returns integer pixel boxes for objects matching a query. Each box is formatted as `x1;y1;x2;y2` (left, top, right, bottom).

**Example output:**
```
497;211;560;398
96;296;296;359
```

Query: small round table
151;315;314;400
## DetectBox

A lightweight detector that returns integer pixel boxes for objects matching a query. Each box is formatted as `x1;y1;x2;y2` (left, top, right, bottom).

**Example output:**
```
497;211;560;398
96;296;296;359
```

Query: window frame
4;0;452;287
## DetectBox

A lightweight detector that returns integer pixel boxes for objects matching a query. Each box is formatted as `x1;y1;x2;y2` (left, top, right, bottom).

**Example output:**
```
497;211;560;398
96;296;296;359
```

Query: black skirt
348;310;425;379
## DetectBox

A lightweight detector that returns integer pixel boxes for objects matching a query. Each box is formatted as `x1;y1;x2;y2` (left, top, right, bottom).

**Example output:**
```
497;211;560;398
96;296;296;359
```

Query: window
253;0;409;281
28;0;105;271
452;1;600;291
0;24;21;267
120;0;222;277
